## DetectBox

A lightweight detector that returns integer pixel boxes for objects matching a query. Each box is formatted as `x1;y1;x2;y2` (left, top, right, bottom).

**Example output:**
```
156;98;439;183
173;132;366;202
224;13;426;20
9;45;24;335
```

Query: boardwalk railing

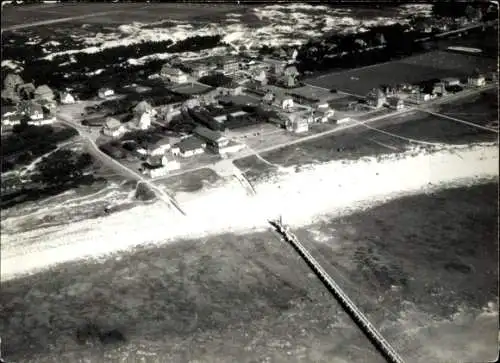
269;218;405;363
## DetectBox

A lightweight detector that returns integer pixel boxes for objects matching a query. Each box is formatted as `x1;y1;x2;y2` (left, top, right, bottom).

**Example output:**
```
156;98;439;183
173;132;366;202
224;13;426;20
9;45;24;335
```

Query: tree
2;73;24;103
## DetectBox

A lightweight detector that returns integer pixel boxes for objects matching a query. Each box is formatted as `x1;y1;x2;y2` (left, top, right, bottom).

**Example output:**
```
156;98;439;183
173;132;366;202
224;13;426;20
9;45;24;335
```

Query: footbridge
269;217;405;363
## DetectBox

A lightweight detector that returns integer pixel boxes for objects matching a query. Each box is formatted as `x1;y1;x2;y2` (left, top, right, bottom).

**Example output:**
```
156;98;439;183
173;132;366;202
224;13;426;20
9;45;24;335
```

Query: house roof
104;117;121;129
152;138;171;148
99;87;113;92
194;126;223;142
175;136;204;152
146;154;163;167
134;100;153;114
34;85;53;95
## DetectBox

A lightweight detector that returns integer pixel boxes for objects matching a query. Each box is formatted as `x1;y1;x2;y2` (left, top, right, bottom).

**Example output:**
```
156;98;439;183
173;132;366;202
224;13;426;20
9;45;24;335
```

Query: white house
98;88;114;99
170;136;205;158
467;74;486;87
102;117;125;138
143;154;180;178
286;112;310;133
442;77;460;87
313;106;335;123
60;91;75;104
387;97;405;110
136;112;152;130
149;138;171;156
274;95;294;111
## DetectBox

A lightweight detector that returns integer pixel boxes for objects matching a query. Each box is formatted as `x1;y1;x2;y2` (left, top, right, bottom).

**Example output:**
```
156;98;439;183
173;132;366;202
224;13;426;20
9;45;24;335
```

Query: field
157;168;223;195
234;109;498;183
1;182;496;362
1;3;244;28
436;89;498;127
306;50;497;96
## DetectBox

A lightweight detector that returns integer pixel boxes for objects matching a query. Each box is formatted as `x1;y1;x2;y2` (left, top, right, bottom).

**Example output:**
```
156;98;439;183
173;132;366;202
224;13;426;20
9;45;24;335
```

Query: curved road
56;112;186;216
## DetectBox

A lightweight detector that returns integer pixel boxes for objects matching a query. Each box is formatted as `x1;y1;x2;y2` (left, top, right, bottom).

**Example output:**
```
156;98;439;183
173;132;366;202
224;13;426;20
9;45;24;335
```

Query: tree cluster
31;149;94;186
1;125;77;172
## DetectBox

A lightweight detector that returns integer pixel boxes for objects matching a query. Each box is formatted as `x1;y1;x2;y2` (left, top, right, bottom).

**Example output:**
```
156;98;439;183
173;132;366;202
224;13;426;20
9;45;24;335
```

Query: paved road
56;112;186;216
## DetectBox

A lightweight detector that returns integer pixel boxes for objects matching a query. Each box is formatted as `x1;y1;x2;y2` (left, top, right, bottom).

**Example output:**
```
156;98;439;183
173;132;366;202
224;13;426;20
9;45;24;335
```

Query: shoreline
1;142;498;281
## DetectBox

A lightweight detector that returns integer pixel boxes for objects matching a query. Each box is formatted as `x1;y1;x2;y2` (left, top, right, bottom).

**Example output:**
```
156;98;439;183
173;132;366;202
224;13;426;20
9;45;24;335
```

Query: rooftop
175;136;205;152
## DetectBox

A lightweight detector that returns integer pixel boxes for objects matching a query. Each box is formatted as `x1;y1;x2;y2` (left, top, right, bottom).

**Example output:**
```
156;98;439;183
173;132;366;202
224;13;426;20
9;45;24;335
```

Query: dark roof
175;136;205;152
194;126;223;142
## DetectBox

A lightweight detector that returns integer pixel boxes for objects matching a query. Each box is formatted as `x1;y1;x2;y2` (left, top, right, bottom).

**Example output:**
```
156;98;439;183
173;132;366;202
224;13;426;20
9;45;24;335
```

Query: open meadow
306;50;497;96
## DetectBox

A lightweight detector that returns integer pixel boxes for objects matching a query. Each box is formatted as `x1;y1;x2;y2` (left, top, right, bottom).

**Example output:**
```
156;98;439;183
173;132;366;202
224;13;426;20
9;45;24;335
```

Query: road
152;82;497;184
56;112;186;216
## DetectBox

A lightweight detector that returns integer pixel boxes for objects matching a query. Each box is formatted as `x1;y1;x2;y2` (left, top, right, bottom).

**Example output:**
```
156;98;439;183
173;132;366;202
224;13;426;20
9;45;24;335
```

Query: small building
171;136;205;158
366;88;386;108
98;88;114;99
133;100;155;116
143;154;180;178
193;125;229;153
313;106;335;123
442;77;460;87
102;117;125;138
160;65;188;84
27;116;55;126
386;97;405;110
432;82;447;96
60;91;75;104
273;95;294;111
467;74;486;87
149;138;171;156
136;112;152;130
218;57;240;75
265;58;287;76
286;112;309;133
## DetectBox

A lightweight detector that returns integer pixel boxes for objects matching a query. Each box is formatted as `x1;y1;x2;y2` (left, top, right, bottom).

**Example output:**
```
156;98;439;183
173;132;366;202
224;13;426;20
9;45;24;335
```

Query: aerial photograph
0;0;498;362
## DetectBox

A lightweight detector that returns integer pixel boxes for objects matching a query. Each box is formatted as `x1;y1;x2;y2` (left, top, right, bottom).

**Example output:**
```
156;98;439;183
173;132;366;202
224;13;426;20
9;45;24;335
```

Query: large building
171;136;205;158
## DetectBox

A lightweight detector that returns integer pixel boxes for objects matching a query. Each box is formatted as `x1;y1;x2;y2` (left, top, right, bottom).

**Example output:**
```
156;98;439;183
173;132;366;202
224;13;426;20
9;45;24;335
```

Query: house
366;88;386;108
265;58;287;76
386;97;405;110
442;77;460;87
133;100;155;116
143;154;180;178
149;138;171;156
34;85;55;101
160;65;188;84
193;125;229;153
313;106;335;123
171;136;205;157
432;82;447;96
136;112;152;130
285;112;310;133
273;95;295;111
217;57;240;75
102;117;125;138
60;91;75;104
467;74;486;87
98;88;114;99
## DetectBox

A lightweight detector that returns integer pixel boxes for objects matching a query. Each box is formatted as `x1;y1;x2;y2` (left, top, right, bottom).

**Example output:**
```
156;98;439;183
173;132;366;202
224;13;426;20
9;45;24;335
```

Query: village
1;35;497;182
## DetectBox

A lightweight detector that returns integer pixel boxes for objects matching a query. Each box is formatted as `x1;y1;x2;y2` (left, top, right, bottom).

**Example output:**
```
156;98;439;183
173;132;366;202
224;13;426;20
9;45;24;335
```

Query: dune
1;142;498;281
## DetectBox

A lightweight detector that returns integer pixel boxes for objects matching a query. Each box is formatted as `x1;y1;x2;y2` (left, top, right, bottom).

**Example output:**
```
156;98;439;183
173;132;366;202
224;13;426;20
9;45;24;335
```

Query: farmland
306;50;497;96
235;109;498;183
